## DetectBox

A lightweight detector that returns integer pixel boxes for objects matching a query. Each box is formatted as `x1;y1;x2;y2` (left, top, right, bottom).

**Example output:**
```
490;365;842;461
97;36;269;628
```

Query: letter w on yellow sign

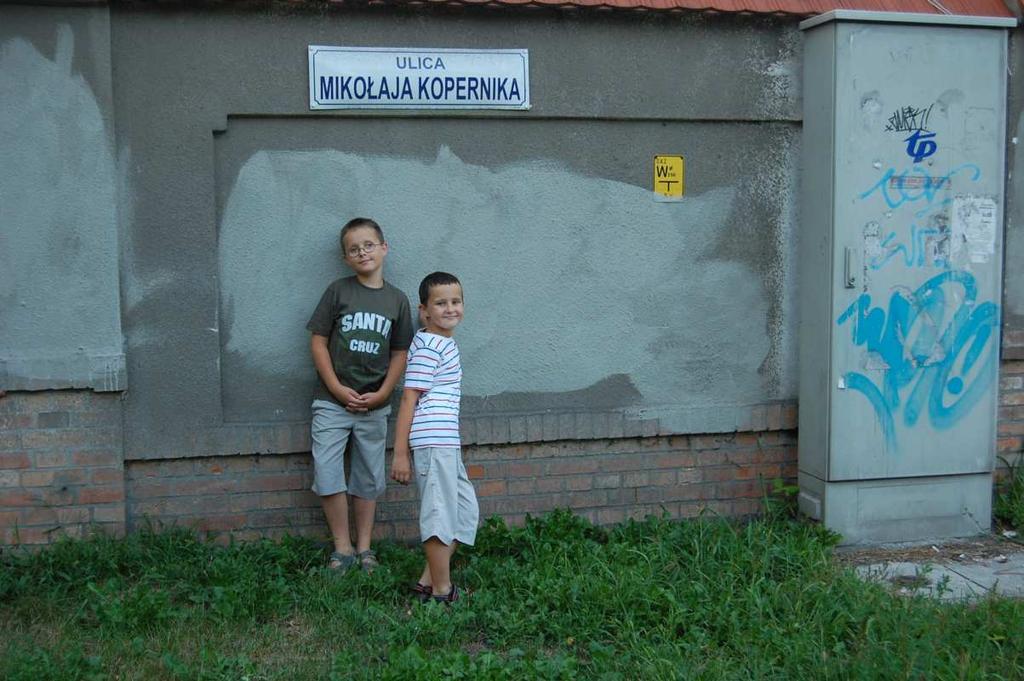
653;156;685;200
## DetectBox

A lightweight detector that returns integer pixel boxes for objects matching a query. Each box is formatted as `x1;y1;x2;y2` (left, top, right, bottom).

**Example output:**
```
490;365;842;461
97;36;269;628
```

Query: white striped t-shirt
405;330;462;449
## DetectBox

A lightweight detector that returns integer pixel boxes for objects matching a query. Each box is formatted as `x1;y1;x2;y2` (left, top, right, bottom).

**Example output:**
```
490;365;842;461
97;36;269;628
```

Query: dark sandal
432;584;459;604
328;551;357;572
356;549;379;573
411;582;433;603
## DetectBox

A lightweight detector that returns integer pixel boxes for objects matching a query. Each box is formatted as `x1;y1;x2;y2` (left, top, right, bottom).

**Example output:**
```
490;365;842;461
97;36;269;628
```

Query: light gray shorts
413;447;479;546
310;399;390;499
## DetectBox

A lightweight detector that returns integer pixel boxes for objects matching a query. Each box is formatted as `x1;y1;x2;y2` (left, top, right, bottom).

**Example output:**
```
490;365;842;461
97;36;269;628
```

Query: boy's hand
334;385;368;413
391;448;412;485
357;390;388;410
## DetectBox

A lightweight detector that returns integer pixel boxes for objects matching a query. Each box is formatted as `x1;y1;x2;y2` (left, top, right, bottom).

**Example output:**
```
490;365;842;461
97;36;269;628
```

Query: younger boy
391;271;479;603
307;217;413;572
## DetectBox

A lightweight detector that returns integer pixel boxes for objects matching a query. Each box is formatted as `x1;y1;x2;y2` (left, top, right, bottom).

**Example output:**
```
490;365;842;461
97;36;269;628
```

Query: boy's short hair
339;217;384;249
419;271;462;304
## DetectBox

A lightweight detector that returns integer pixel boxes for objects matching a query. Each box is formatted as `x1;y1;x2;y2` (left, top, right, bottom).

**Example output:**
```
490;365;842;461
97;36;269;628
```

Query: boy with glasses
306;217;413;573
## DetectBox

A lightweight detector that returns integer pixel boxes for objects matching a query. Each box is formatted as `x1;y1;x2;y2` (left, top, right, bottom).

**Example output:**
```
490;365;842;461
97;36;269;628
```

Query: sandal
411;582;433;603
328;551;357;572
356;549;379;574
432;584;460;604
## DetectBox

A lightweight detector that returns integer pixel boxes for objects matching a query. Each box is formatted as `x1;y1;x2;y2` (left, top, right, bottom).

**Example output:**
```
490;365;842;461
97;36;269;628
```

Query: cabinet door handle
844;247;857;289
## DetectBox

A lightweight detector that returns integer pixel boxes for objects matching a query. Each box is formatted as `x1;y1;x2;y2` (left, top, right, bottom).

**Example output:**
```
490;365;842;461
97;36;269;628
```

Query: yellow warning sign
653;155;685;199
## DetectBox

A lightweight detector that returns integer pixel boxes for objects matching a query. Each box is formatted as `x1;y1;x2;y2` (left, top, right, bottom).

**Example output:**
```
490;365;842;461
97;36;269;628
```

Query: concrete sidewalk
851;539;1024;601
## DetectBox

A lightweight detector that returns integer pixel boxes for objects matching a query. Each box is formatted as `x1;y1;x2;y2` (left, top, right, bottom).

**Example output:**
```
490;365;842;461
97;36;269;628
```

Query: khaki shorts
310;399;389;499
413;447;479;546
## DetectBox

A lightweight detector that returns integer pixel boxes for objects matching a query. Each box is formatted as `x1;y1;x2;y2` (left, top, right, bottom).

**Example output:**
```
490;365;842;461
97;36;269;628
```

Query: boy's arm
310;334;365;411
390;387;420;485
356;349;408;410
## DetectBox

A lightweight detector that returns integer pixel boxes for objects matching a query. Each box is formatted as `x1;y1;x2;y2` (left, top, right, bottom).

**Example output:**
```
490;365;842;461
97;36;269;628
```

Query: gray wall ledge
126;400;796;461
1;353;127;392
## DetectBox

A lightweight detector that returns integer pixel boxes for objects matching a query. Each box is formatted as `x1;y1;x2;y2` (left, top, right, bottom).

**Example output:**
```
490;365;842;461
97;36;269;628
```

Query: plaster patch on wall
218;146;771;421
114;142;162;353
748;28;801;120
0;26;122;388
121;270;181;347
711;125;800;399
763;130;800;398
462;373;642;414
859;90;884;133
935;89;966;117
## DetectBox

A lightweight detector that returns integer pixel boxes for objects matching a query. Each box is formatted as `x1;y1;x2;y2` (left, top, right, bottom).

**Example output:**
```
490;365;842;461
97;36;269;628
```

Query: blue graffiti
904;130;937;163
869;223;947;271
913;200;952;219
835;271;999;450
884;105;937;161
859;163;981;211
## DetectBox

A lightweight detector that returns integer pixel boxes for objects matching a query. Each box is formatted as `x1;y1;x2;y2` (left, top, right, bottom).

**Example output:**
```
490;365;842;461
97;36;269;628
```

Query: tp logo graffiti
884;105;937;162
835;271;999;450
904;130;937;163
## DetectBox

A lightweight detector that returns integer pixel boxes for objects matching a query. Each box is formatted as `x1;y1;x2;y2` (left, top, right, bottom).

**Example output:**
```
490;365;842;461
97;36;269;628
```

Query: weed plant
996;456;1024;532
2;510;1023;680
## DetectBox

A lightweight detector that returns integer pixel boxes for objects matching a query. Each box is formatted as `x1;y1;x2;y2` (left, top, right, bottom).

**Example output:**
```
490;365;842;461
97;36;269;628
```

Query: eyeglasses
345;242;383;258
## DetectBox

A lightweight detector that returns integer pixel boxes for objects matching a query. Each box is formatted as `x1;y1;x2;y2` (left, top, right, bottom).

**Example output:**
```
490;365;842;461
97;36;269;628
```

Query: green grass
996;457;1024;532
2;510;1023;680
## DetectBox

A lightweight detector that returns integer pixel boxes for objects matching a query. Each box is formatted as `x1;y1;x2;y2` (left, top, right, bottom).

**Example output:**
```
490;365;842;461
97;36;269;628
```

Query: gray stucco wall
106;7;802;459
1005;28;1024;358
0;6;125;391
216;119;798;422
5;4;1019;466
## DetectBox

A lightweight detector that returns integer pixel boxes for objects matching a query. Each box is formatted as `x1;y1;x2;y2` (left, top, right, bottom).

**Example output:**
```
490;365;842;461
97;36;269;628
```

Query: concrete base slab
856;552;1024;601
800;472;992;545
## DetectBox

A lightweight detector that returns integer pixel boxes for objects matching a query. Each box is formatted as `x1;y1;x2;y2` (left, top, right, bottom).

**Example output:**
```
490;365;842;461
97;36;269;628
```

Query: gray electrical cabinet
798;11;1015;544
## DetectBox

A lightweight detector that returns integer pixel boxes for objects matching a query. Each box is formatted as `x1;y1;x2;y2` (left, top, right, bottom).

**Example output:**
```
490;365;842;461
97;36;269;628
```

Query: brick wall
999;358;1024;469
5;365;1020;548
464;432;798;528
0;390;125;546
125;455;322;541
124;430;798;543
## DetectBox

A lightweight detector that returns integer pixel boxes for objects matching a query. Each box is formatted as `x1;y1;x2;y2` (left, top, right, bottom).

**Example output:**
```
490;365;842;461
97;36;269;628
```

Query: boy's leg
421;452;477;593
347;409;389;556
454;452;480;546
417;540;456;585
424;538;458;596
412;447;462;595
322;492;355;559
352;496;375;554
310;400;356;562
422;451;476;592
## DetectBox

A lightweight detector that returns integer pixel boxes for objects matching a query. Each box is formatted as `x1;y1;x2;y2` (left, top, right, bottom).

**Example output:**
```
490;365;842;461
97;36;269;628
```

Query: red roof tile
108;0;1017;18
378;0;1016;16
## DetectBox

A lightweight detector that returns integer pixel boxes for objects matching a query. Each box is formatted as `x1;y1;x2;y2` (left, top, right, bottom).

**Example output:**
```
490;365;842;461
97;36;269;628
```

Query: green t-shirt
306;276;413;408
